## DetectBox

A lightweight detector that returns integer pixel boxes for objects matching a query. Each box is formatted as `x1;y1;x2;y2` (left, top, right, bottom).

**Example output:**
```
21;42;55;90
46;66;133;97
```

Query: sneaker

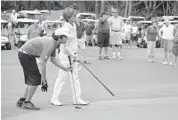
118;56;122;60
169;62;173;66
98;56;102;60
163;61;168;65
22;101;40;110
16;99;24;108
103;56;109;60
73;98;89;105
50;99;63;106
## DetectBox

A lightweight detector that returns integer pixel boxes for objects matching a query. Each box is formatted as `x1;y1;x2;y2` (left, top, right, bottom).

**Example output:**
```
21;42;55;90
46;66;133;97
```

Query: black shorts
18;51;41;86
131;34;138;41
97;32;110;47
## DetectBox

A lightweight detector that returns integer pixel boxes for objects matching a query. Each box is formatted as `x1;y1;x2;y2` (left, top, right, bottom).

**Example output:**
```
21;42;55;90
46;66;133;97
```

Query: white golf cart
77;13;96;20
41;20;63;36
14;18;39;48
128;16;145;24
1;20;11;50
19;10;41;20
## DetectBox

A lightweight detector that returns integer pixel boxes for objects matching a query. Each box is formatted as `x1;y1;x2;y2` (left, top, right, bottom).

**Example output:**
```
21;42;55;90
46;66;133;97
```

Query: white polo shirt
108;16;123;31
159;24;174;40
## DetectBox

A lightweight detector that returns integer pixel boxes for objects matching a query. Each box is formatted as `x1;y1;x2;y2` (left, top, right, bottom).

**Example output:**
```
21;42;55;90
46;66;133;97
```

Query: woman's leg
51;69;68;101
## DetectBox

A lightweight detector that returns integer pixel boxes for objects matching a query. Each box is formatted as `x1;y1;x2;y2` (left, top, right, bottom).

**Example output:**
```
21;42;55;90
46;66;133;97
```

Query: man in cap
159;19;174;65
108;8;123;59
16;28;72;110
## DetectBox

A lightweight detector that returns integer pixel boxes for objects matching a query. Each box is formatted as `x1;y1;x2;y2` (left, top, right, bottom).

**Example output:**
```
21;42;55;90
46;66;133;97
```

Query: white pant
51;53;82;101
147;41;156;57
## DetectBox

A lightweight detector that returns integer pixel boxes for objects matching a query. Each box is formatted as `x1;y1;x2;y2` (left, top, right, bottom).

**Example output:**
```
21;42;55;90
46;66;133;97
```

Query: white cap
12;10;15;12
54;28;72;38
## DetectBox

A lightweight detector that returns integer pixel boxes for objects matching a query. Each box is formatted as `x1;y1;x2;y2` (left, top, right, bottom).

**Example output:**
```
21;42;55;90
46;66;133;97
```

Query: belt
19;49;39;57
19;49;28;54
111;30;121;32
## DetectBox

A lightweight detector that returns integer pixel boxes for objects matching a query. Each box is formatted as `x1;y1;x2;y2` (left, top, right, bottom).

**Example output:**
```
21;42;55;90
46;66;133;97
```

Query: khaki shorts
110;31;122;45
163;39;173;51
78;41;86;50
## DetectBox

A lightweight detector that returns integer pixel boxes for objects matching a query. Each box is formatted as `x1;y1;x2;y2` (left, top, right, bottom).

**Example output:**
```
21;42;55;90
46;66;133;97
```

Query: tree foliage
1;1;178;19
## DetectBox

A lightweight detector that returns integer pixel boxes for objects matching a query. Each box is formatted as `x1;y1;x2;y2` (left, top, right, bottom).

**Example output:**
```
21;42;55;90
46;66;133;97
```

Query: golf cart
14;18;39;48
1;20;11;50
19;10;41;20
128;16;145;24
77;13;96;20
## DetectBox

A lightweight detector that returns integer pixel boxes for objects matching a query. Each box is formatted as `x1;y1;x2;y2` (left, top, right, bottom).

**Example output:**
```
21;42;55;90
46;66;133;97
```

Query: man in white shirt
10;10;18;34
108;9;123;59
159;19;174;65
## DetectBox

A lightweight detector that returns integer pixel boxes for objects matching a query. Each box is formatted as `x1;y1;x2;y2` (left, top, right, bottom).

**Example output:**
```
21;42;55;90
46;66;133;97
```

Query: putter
79;62;115;97
68;56;81;109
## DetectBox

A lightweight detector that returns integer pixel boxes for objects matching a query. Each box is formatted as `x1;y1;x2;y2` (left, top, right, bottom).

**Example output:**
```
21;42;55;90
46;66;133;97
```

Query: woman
51;7;89;106
16;28;72;110
173;24;178;66
146;19;158;62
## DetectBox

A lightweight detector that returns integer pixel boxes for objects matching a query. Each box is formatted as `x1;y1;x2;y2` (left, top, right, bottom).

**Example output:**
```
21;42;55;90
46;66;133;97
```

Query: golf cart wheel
6;43;11;50
18;41;23;48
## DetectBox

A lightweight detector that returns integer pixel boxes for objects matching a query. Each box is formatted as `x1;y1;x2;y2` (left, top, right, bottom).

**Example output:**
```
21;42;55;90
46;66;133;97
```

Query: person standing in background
85;21;95;46
27;21;43;40
97;11;110;60
76;14;91;64
108;8;123;59
10;10;18;35
159;19;174;66
172;24;178;66
123;20;132;49
131;21;139;49
146;18;158;62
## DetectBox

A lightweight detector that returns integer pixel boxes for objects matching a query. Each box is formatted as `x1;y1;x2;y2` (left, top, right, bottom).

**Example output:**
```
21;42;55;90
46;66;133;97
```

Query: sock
20;97;26;101
24;101;30;103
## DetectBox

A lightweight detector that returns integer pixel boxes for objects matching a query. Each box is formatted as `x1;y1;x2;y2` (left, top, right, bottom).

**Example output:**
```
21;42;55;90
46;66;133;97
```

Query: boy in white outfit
51;7;89;106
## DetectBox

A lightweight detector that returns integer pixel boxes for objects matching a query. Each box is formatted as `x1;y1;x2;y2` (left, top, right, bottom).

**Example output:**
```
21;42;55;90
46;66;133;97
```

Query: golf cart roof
1;20;8;24
19;10;41;15
40;10;50;13
42;20;62;24
82;19;98;22
170;20;178;24
128;16;145;19
78;13;96;16
138;20;152;24
16;18;39;23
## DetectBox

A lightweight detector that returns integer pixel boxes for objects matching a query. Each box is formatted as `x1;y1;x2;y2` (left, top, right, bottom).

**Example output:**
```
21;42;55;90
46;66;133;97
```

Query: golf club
79;62;115;97
68;56;81;109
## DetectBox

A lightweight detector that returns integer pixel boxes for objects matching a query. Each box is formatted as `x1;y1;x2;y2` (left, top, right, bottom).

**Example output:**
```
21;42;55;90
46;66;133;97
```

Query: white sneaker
163;61;168;65
169;62;173;66
50;99;63;106
73;98;89;105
